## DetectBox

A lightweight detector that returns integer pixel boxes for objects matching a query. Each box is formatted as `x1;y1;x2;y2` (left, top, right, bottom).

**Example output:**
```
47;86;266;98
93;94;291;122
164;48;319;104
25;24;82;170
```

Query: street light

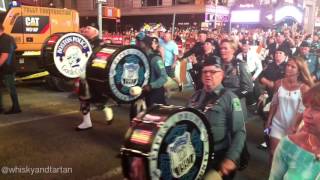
97;0;106;39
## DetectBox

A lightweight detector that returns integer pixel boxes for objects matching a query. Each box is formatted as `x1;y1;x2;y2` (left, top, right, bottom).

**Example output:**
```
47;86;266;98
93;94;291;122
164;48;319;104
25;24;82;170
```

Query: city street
0;81;269;180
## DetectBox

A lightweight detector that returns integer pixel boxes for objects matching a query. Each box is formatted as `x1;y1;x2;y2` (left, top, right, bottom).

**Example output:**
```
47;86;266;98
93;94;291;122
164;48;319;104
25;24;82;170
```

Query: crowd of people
1;21;320;179
121;25;320;179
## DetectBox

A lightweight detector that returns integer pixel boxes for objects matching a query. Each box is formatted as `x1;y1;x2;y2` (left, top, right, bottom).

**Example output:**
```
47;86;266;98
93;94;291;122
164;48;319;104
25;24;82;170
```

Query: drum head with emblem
122;105;214;180
105;46;150;103
51;33;92;78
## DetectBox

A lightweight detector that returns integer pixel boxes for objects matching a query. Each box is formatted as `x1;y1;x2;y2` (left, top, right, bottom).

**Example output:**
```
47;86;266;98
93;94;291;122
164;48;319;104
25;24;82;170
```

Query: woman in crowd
266;56;314;159
269;83;320;180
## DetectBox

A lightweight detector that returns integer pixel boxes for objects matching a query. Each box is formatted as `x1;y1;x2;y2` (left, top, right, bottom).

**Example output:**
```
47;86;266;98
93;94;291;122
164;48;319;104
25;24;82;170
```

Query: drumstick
130;86;142;96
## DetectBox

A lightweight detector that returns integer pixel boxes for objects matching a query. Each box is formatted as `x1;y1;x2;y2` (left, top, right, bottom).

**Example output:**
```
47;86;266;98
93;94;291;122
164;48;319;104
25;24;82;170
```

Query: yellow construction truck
2;5;80;90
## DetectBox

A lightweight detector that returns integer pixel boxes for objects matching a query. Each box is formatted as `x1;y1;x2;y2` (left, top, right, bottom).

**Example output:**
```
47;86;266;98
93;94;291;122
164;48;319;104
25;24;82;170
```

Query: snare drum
121;105;213;180
41;32;92;79
86;45;150;103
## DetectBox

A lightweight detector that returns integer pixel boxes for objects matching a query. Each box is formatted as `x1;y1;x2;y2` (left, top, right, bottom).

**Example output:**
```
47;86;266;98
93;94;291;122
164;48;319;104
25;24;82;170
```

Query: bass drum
121;105;214;180
41;32;92;79
86;45;150;103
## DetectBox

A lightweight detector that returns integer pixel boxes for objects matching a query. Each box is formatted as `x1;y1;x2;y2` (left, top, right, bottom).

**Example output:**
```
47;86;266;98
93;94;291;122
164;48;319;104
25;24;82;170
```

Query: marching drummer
76;24;113;131
187;60;246;179
130;33;168;119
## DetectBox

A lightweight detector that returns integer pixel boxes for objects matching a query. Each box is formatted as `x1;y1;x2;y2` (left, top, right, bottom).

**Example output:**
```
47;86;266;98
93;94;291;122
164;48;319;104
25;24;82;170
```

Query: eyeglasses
202;70;222;75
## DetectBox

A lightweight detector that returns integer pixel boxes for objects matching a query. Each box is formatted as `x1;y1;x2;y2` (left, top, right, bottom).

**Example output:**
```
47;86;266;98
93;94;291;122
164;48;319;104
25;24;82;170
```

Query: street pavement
0;82;269;180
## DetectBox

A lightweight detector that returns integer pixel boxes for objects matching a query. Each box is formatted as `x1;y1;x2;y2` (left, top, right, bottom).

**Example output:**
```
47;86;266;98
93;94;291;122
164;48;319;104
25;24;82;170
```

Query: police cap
203;57;222;69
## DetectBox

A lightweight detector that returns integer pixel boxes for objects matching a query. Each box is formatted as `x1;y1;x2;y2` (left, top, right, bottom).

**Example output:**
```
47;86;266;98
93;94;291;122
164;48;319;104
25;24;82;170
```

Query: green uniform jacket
303;53;320;81
222;58;253;99
146;50;168;89
187;85;246;162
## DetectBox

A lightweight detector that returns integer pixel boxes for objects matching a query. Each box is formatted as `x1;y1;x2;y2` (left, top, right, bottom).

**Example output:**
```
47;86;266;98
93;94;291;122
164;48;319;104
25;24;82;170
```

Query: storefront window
142;0;163;6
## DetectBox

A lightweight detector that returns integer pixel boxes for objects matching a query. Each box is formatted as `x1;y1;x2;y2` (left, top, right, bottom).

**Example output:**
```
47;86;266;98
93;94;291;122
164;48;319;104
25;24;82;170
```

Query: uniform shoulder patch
232;98;242;111
156;59;165;69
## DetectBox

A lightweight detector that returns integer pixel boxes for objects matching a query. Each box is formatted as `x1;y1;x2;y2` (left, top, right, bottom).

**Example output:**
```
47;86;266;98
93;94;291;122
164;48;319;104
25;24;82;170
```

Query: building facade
49;0;319;33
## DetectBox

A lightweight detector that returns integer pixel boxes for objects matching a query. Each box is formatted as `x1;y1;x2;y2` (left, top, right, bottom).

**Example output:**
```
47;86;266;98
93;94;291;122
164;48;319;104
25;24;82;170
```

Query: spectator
269;83;320;180
257;47;289;149
159;32;180;90
266;56;313;160
0;24;21;114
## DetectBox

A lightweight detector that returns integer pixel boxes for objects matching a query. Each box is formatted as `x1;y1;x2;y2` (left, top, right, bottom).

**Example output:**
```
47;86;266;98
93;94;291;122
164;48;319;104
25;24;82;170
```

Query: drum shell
85;45;117;103
41;33;67;78
121;105;214;180
86;45;150;104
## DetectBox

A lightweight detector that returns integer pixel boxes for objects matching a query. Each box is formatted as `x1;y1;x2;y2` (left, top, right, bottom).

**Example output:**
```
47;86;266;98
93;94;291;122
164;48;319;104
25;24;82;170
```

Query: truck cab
2;5;79;74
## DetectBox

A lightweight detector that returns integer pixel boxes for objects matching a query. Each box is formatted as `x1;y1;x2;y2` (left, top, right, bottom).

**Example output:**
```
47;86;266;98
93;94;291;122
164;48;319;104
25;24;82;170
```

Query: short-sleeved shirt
269;136;320;180
0;33;16;75
160;40;179;66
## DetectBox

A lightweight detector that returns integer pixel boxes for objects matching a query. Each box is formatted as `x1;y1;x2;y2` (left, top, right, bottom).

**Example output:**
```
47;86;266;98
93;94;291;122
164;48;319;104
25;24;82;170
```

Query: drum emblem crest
121;62;140;87
53;33;92;78
65;46;82;68
167;132;196;178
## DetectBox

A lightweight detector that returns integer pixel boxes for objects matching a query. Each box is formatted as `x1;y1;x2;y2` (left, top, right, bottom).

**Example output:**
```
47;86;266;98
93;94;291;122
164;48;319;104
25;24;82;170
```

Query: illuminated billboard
230;9;260;23
275;6;303;24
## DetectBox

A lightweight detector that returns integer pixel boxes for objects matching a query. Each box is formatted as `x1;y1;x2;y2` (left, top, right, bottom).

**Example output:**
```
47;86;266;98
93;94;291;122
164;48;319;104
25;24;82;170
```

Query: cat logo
25;17;40;27
25;16;40;33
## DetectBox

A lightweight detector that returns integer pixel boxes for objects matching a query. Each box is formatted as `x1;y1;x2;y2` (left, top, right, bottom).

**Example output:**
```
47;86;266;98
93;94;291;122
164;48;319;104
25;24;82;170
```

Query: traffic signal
103;7;120;19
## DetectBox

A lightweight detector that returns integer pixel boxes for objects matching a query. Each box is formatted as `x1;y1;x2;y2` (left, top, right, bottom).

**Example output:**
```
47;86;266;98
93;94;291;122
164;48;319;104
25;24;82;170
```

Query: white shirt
236;48;262;80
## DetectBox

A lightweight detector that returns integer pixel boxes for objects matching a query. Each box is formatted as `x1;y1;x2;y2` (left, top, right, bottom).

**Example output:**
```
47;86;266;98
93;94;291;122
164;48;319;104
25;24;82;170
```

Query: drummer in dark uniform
190;38;221;89
179;30;208;90
76;24;113;131
129;33;168;119
188;60;246;180
83;24;104;53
